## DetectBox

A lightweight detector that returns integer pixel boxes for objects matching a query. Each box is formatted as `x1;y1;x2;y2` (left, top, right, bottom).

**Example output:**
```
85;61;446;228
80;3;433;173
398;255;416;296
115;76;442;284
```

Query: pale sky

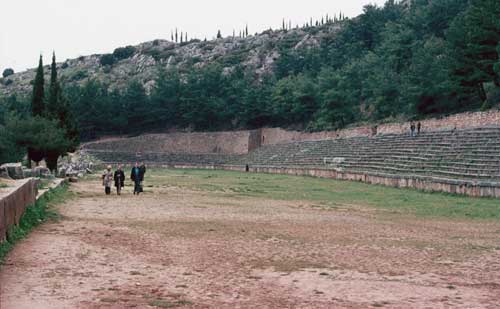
0;0;386;73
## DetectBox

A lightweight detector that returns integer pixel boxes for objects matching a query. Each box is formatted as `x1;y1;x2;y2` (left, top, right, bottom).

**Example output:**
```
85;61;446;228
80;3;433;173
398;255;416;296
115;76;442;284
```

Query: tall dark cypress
31;55;45;116
47;52;60;119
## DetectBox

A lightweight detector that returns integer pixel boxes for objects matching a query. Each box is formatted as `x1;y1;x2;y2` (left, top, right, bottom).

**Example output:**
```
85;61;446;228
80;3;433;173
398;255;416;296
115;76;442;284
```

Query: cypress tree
47;52;60;118
180;32;183;43
45;52;79;171
29;55;46;166
217;30;222;39
32;55;45;116
245;25;248;37
171;31;174;41
175;28;178;43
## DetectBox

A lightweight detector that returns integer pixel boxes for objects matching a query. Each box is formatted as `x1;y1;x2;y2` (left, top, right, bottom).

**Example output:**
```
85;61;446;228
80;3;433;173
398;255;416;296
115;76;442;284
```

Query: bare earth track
1;171;500;308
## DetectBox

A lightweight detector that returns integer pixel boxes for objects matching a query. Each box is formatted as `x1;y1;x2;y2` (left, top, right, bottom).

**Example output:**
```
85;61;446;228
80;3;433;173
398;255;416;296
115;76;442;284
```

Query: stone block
1;163;24;179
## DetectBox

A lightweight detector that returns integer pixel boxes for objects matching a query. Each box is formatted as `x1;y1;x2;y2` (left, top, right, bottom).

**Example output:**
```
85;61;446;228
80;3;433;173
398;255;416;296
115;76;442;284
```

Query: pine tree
448;0;500;102
217;30;222;39
495;44;500;76
32;55;45;116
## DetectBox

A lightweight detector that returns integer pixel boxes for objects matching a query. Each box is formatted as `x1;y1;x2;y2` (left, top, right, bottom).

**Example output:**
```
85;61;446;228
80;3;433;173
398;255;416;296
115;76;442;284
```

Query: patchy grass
149;169;500;220
148;299;192;308
0;183;70;264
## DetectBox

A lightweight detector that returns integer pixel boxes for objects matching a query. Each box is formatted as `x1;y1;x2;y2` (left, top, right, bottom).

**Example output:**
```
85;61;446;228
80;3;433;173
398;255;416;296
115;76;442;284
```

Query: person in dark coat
131;162;142;195
114;165;125;195
417;122;422;135
139;162;146;179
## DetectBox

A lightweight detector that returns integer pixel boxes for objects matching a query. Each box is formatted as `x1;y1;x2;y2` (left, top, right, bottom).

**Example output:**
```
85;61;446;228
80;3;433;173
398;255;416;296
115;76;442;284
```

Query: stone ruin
0;153;97;182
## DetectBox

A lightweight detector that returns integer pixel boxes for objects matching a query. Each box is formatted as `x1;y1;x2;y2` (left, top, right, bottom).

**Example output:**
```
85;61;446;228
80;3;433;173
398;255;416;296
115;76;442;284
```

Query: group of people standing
102;162;146;195
410;122;422;137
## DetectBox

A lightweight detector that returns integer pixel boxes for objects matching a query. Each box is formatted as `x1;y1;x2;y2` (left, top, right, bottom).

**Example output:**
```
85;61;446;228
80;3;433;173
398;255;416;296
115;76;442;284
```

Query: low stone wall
84;130;253;155
0;179;39;243
377;110;500;135
147;164;500;198
262;109;500;145
83;109;500;154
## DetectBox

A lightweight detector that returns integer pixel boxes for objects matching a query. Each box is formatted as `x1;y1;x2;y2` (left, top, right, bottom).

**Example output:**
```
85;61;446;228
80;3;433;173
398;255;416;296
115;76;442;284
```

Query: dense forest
1;0;499;148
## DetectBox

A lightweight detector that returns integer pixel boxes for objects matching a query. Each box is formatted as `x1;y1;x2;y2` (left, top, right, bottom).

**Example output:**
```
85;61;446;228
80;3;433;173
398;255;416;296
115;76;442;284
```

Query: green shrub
2;68;14;78
113;45;136;60
99;54;116;66
70;70;88;81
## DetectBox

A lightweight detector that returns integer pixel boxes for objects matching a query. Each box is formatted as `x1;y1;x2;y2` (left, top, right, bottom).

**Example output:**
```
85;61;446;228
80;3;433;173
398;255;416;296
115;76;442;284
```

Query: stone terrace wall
84;130;253;155
84;109;500;154
377;110;500;135
0;179;38;243
262;109;500;145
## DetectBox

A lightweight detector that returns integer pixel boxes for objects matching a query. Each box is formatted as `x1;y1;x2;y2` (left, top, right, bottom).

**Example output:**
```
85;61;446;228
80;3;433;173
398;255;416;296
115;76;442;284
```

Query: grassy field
147;168;500;220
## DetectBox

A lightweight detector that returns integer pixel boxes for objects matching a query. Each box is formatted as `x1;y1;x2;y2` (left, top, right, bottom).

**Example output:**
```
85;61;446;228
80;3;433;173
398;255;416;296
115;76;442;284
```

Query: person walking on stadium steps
410;122;416;137
131;162;143;195
114;165;125;195
102;165;113;195
417;122;422;135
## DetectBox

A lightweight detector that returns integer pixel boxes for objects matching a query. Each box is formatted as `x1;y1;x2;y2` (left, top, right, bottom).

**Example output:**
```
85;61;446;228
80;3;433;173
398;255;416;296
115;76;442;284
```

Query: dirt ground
1;173;500;308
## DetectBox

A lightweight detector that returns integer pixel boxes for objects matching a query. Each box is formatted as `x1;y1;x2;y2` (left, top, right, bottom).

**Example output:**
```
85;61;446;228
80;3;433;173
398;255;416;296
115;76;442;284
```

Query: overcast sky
0;0;386;73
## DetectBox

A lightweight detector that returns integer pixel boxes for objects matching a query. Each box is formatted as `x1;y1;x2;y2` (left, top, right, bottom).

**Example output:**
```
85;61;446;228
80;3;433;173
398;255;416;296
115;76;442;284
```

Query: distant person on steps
417;122;422;135
114;165;125;195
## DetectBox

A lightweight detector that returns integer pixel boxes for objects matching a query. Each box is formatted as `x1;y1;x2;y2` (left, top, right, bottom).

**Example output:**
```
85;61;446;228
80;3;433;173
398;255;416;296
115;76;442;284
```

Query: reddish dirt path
1;178;500;308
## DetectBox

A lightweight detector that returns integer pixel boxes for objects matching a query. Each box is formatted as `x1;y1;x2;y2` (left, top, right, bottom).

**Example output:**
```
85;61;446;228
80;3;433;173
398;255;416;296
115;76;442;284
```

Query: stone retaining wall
84;109;500;154
262;109;500;145
0;179;39;243
84;130;253;155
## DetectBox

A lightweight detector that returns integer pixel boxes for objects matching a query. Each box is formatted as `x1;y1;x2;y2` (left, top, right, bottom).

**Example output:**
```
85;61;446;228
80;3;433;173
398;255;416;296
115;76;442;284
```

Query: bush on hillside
2;68;14;78
112;46;136;60
99;54;116;66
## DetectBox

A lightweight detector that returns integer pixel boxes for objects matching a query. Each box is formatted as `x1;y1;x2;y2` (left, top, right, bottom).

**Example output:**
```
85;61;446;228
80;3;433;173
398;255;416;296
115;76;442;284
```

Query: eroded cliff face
0;24;342;96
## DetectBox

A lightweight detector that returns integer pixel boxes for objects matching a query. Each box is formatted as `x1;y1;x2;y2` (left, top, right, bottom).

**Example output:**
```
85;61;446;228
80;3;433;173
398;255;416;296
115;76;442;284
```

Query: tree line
1;0;499;152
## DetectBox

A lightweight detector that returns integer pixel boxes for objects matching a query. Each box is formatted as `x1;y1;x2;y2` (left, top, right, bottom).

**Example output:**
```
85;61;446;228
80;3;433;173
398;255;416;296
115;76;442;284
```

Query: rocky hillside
0;24;342;96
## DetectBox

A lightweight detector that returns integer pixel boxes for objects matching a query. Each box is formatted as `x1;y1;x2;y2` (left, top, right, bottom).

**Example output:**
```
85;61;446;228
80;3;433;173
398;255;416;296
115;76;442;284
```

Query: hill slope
0;24;341;96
